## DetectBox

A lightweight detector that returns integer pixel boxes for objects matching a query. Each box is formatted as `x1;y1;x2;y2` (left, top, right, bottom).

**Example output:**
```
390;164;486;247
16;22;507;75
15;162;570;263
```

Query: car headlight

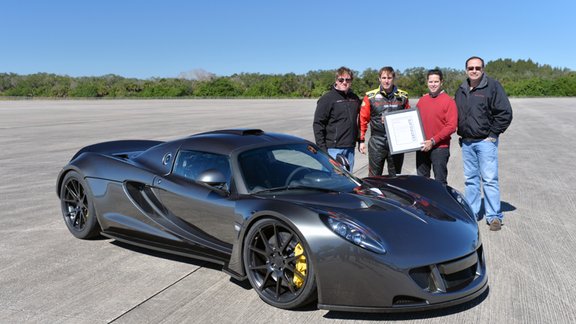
448;186;476;221
321;212;386;254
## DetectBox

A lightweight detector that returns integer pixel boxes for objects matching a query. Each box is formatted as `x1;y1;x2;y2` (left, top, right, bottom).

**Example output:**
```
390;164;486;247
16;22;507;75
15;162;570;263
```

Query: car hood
273;189;469;223
272;189;480;266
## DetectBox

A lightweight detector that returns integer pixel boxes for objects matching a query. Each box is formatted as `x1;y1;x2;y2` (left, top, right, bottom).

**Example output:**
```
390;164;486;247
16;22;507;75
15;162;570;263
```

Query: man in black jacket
313;67;361;171
455;56;513;231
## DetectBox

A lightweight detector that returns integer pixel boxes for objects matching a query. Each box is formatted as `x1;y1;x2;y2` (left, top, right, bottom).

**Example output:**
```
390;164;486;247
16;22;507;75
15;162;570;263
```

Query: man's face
379;72;394;93
466;58;484;83
427;74;442;93
335;73;352;92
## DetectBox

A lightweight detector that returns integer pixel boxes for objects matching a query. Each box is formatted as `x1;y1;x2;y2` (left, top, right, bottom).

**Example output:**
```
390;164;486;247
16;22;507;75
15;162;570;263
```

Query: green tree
69;77;107;97
3;73;70;97
397;67;427;97
1;59;574;98
194;77;241;97
306;70;336;97
140;78;192;97
552;74;576;96
354;68;379;95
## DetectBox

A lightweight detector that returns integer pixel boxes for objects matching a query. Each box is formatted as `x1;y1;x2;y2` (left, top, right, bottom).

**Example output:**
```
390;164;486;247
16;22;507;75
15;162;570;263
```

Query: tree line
1;59;574;98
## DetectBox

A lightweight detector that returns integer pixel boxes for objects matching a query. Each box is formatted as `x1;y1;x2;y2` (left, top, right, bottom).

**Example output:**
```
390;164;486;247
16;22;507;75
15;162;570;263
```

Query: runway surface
1;98;575;323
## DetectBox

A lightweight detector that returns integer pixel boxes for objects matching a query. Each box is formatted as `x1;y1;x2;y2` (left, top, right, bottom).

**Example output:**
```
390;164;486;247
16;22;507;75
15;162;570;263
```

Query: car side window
173;150;231;185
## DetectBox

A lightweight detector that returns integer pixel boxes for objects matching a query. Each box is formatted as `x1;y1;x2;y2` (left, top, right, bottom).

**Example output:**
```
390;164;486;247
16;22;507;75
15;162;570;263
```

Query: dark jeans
416;147;450;184
368;136;404;176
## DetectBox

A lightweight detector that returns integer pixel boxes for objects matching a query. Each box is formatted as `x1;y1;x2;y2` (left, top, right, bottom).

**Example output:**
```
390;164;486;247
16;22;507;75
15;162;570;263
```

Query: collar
380;85;397;98
333;85;350;97
467;73;488;90
429;89;444;98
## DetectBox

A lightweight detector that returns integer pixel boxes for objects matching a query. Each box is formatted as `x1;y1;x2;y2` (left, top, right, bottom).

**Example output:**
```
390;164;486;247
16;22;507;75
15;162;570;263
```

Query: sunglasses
467;66;483;71
337;78;352;83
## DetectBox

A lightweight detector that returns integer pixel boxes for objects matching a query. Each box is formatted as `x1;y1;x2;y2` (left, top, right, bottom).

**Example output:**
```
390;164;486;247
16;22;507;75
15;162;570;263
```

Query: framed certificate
383;108;425;154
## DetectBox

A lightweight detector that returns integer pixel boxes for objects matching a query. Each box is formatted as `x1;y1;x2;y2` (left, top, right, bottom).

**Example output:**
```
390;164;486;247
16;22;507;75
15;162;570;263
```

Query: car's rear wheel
243;218;317;309
60;171;100;239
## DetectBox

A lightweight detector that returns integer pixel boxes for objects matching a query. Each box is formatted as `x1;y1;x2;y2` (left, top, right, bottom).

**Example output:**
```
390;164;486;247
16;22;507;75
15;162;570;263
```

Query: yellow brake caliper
293;242;307;288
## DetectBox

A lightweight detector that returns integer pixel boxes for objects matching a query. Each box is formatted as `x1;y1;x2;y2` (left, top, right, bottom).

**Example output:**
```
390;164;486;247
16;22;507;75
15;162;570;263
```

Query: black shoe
489;219;502;231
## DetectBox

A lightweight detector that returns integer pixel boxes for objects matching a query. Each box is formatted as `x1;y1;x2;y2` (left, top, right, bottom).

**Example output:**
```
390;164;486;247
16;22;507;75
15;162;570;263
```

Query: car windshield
238;143;361;194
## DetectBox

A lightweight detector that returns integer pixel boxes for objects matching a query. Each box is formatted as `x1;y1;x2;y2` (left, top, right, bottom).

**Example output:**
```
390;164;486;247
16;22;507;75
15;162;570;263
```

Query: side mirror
335;153;350;172
198;169;229;196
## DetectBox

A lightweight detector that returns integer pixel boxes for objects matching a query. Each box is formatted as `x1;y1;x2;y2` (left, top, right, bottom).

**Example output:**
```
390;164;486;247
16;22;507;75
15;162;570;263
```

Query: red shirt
416;92;458;148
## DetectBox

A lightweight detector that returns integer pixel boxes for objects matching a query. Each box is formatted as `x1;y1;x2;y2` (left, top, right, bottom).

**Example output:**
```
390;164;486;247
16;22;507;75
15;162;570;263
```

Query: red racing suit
360;86;410;176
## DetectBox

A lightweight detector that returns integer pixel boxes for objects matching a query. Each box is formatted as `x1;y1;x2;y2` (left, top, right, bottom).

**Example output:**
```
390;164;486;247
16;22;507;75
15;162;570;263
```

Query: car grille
408;246;483;293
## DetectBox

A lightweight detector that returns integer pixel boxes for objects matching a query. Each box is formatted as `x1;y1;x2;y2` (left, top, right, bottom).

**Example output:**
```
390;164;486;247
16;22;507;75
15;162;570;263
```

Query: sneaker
489;219;502;231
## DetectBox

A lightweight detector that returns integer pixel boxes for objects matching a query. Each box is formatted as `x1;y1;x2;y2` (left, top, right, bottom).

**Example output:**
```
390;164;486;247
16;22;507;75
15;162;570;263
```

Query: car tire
243;218;317;309
59;171;101;239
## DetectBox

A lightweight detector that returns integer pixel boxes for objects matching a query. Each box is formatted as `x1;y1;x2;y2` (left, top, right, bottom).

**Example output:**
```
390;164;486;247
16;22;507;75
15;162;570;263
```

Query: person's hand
421;140;433;152
358;142;366;154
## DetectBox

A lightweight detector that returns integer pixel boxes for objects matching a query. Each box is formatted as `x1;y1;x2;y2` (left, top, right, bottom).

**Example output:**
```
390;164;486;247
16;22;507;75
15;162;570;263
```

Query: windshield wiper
252;185;339;194
288;185;340;193
251;186;290;194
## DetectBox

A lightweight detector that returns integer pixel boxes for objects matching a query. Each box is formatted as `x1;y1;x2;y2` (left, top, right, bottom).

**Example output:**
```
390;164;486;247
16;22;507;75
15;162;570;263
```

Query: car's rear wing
70;140;164;161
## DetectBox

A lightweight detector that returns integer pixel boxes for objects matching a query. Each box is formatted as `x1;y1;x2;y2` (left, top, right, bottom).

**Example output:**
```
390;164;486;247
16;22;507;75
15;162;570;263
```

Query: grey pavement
0;98;575;323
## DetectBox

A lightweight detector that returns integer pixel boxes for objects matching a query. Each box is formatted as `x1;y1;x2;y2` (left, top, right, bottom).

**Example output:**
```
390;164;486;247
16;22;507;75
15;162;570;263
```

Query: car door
150;150;237;253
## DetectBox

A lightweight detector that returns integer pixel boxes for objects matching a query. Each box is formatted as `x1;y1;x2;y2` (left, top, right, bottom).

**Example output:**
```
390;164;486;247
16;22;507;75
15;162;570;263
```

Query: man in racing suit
359;66;410;176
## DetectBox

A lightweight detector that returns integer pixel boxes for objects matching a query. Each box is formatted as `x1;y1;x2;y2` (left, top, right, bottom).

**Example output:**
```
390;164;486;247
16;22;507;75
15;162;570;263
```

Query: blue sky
2;0;575;79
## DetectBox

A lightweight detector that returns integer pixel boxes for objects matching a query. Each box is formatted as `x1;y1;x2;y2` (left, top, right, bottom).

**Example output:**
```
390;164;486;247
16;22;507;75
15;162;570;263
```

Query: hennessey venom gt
57;129;487;312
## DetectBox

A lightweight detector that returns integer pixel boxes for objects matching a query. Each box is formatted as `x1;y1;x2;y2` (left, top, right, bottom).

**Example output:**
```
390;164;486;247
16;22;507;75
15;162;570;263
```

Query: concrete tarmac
0;98;575;323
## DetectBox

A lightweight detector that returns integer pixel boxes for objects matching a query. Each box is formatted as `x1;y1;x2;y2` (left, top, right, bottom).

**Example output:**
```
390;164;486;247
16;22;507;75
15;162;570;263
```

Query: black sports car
57;129;487;312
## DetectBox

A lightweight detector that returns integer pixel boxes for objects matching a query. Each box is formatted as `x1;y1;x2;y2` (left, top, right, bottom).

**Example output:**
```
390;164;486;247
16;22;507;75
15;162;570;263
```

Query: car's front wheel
60;171;100;239
243;218;317;309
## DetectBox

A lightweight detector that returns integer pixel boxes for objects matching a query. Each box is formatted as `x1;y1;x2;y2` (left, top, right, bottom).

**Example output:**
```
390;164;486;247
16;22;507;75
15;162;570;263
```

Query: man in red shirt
416;69;458;185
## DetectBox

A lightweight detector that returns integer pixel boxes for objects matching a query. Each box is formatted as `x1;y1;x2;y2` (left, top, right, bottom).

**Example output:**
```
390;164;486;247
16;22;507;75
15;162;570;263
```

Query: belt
460;137;485;142
370;130;387;137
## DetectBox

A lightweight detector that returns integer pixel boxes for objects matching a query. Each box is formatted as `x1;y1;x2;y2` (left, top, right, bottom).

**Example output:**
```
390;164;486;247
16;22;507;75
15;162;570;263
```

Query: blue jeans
328;147;355;172
461;138;503;223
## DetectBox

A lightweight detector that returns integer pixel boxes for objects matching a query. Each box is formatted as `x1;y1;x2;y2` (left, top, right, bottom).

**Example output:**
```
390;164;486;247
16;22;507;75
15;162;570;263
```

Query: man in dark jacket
313;66;361;171
455;56;513;231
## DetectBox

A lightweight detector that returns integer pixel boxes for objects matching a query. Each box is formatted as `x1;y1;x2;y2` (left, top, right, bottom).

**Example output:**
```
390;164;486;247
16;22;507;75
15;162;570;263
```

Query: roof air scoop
215;129;264;136
239;129;264;136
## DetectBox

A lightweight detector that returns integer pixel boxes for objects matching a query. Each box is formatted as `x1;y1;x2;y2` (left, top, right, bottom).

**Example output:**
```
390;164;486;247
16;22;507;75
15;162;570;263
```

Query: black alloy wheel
243;218;317;309
60;171;100;239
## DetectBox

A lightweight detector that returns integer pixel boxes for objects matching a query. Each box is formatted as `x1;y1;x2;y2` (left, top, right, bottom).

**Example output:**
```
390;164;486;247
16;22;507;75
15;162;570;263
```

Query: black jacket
313;86;361;151
455;74;513;139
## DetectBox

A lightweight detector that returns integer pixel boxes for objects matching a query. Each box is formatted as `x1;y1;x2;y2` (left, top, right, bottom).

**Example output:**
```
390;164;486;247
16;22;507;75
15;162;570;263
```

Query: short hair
465;56;485;68
336;66;353;79
427;69;444;81
379;66;395;78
